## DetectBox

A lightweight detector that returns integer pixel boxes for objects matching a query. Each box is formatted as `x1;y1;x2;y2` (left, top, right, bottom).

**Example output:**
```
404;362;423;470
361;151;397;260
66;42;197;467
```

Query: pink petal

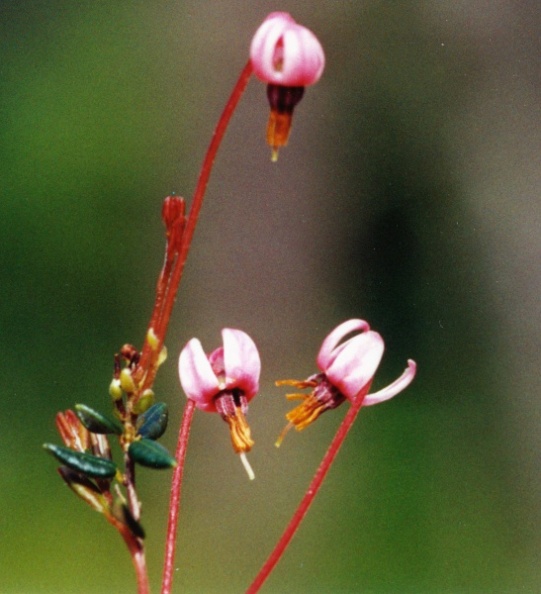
178;338;220;411
278;26;325;86
325;331;384;400
250;13;294;81
250;13;325;86
317;319;370;372
363;359;417;406
222;328;261;401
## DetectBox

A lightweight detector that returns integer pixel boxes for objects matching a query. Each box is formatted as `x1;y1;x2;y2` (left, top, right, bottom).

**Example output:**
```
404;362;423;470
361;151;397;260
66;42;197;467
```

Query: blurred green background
2;1;540;592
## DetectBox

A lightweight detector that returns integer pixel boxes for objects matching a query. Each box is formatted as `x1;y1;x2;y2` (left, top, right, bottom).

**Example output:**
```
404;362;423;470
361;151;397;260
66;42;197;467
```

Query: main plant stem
133;549;150;594
159;60;253;594
137;59;254;394
245;389;369;594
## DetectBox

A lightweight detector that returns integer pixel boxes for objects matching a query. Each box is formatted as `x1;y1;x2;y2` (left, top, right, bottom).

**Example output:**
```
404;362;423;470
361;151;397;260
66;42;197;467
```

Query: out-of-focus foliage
1;2;540;592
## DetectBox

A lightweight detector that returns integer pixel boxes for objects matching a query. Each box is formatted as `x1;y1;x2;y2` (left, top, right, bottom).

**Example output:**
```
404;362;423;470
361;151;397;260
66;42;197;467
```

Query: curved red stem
137;60;253;393
245;391;368;594
160;60;253;594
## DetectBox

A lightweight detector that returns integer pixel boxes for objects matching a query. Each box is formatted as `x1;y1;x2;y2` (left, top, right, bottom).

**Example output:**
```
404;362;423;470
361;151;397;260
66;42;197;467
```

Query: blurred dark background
1;2;540;592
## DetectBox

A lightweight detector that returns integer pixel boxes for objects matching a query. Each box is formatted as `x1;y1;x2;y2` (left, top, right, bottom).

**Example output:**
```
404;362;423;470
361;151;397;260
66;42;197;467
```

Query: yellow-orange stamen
275;421;294;448
267;110;293;162
275;385;333;447
285;392;308;401
275;378;318;389
285;393;328;431
223;407;254;454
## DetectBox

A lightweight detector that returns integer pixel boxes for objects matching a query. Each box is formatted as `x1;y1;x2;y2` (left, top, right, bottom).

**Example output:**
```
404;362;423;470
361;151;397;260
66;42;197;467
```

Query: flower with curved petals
276;319;416;445
179;328;261;479
250;12;325;87
250;12;325;161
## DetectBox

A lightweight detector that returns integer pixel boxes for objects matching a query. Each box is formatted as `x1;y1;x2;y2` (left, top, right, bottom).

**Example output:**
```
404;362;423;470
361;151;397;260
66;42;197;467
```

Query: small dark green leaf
44;443;117;478
137;402;168;440
75;404;123;435
128;438;176;469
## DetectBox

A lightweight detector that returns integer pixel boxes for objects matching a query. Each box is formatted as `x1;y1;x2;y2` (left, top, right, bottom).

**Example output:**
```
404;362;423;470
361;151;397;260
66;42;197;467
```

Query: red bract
250;12;325;87
276;319;417;444
178;328;261;479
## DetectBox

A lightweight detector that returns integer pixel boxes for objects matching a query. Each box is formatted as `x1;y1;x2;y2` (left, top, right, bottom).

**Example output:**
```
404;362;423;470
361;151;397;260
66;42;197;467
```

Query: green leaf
137;402;168;440
75;404;123;435
43;443;117;478
128;438;176;469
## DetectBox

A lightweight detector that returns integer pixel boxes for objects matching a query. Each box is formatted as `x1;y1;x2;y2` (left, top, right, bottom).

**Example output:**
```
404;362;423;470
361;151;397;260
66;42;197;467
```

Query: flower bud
109;378;123;401
119;368;136;394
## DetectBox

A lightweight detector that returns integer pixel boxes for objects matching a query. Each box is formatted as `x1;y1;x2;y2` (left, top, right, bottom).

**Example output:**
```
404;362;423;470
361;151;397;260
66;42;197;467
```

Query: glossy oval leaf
75;404;123;435
43;443;117;478
128;438;176;469
137;402;168;440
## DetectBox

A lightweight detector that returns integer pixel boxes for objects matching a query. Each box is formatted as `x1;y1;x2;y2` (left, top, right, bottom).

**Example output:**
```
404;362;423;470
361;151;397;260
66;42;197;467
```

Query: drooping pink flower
276;319;416;445
178;328;261;478
250;12;325;87
249;12;325;160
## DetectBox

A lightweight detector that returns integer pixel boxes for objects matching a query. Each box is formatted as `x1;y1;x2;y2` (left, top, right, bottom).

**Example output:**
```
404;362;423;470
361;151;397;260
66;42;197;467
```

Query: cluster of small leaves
43;348;175;541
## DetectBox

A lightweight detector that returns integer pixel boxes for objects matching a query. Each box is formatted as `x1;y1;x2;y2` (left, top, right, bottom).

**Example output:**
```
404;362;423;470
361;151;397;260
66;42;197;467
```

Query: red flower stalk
246;320;416;593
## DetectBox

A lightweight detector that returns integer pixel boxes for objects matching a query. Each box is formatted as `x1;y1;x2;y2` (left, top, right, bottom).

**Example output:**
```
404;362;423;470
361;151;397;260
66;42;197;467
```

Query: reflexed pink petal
363;359;417;406
325;331;384;400
250;13;296;83
178;338;220;411
277;26;325;86
317;319;370;371
250;13;295;63
250;12;325;86
222;328;261;401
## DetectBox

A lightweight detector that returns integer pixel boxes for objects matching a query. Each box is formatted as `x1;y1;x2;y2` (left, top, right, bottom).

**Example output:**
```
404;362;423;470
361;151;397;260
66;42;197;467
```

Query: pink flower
178;328;261;478
249;12;325;161
276;319;416;445
250;12;325;87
